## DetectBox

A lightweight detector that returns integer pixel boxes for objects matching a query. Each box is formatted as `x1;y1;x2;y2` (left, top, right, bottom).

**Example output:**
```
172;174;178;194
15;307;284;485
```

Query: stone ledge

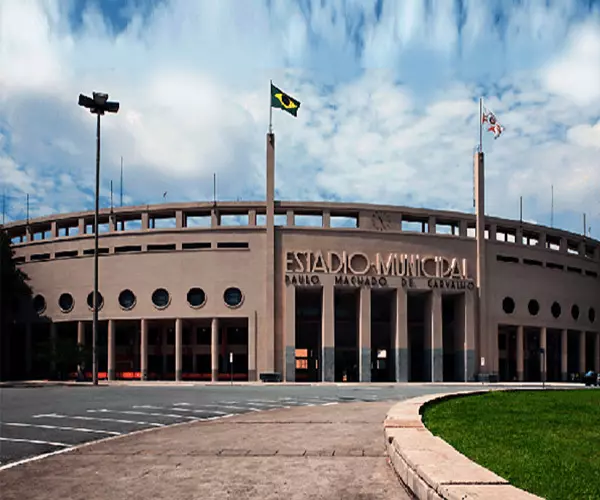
384;391;543;500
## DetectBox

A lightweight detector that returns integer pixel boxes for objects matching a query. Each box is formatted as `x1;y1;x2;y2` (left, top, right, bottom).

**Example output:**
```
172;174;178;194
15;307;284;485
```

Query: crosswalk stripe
1;422;121;436
33;413;164;427
132;405;227;415
87;409;199;420
0;437;70;447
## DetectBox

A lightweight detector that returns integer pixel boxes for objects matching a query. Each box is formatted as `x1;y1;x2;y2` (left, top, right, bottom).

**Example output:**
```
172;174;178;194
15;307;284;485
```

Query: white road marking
0;437;70;448
201;404;260;412
87;409;199;420
133;405;227;415
1;422;121;436
33;413;164;427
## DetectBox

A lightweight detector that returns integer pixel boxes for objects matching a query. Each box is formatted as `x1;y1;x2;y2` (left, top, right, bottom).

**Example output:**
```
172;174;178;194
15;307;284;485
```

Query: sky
0;0;599;237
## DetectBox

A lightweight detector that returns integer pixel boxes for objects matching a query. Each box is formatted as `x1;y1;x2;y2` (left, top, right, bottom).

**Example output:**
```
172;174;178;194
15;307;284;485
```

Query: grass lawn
422;390;600;500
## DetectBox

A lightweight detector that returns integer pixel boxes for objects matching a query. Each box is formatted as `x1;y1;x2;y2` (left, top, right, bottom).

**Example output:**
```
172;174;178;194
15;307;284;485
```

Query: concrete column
392;287;408;382
459;220;468;237
211;209;220;227
538;232;546;248
140;319;148;381
515;226;523;245
248;209;257;226
516;325;524;381
358;287;371;382
248;312;257;381
175;318;183;381
78;217;85;235
454;292;475;381
175;210;184;229
322;283;335;382
25;322;32;377
211;318;219;381
50;323;57;376
594;333;599;373
424;291;443;381
284;285;296;382
561;329;568;381
428;216;436;234
322;210;331;228
286;210;294;226
540;327;547;382
50;221;58;238
488;223;497;241
108;319;116;381
579;331;586;373
141;213;149;230
77;321;85;377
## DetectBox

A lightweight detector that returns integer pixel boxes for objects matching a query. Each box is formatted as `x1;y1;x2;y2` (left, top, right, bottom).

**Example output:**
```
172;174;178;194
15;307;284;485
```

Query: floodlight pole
92;112;101;386
79;91;119;386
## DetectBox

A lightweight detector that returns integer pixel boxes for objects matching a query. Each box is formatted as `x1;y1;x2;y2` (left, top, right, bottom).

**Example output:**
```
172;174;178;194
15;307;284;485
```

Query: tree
0;229;32;379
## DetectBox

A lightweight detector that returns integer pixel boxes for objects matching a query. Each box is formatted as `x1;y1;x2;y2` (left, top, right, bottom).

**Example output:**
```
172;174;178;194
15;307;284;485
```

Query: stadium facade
1;139;599;383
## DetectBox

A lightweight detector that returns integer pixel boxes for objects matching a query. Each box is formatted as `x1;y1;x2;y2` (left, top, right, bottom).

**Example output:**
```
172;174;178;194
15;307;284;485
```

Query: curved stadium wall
2;200;599;383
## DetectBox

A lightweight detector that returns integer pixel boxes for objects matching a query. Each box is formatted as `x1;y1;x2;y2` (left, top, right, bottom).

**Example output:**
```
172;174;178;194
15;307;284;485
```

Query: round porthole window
551;301;561;319
528;299;540;316
571;304;580;320
87;291;104;311
590;308;596;324
502;297;515;314
223;287;243;308
187;288;206;308
152;288;171;309
33;294;46;314
58;293;74;313
118;289;136;311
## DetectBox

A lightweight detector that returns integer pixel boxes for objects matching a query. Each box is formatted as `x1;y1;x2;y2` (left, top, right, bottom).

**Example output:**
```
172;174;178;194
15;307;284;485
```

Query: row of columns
38;317;256;381
284;283;477;383
515;326;600;381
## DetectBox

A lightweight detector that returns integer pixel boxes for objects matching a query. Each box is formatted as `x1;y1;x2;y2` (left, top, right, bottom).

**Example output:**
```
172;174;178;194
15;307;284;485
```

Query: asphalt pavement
0;382;575;469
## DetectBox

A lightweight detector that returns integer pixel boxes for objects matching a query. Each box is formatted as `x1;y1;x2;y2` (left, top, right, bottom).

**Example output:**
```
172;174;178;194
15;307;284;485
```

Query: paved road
0;382;560;468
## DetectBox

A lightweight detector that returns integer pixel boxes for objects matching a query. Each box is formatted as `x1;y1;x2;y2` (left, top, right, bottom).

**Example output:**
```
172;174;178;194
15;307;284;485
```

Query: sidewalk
0;401;411;500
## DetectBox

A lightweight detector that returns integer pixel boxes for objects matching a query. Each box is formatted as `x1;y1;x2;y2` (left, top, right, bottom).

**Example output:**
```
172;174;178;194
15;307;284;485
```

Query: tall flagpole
269;80;273;134
551;185;554;228
265;80;276;381
479;98;483;153
120;156;123;207
475;97;487;382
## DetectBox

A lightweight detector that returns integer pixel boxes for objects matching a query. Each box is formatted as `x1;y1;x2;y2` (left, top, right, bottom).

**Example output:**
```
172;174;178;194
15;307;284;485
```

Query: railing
3;201;600;263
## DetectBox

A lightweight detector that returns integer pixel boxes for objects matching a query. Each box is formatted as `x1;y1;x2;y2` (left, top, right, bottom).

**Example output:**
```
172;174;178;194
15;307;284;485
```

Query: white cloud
0;0;599;234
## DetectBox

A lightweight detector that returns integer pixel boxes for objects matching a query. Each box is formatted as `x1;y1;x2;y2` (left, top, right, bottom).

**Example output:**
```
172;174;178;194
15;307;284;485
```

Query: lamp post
78;92;119;386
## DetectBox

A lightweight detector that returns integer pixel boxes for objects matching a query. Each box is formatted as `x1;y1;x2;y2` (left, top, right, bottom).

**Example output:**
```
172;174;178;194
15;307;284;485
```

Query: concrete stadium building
2;144;600;383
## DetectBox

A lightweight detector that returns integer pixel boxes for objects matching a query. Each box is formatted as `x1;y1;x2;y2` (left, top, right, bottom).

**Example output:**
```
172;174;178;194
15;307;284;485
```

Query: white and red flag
482;106;504;139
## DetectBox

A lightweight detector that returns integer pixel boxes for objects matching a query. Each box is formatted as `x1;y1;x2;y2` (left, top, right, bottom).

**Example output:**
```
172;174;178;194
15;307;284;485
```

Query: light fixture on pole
78;92;120;386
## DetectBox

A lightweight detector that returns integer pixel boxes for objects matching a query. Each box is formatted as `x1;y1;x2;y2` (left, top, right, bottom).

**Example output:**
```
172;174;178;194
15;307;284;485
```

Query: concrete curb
384;390;543;500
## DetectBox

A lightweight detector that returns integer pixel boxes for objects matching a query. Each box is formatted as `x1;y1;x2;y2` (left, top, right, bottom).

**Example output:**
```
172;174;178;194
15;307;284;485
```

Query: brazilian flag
271;83;300;117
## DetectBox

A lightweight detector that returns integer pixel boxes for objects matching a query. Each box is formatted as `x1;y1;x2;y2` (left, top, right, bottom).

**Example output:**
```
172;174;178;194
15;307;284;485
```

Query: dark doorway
585;332;595;372
498;325;517;382
567;330;580;377
334;289;359;382
442;294;460;382
295;288;322;382
546;329;561;382
218;319;248;381
408;293;426;382
524;327;541;382
371;290;393;382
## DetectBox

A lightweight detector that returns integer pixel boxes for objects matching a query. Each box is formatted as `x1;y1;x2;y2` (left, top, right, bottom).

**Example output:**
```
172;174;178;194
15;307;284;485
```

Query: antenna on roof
1;189;5;225
213;173;217;206
583;213;586;237
26;193;29;226
519;196;523;225
551;184;554;228
120;156;124;207
110;180;114;213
